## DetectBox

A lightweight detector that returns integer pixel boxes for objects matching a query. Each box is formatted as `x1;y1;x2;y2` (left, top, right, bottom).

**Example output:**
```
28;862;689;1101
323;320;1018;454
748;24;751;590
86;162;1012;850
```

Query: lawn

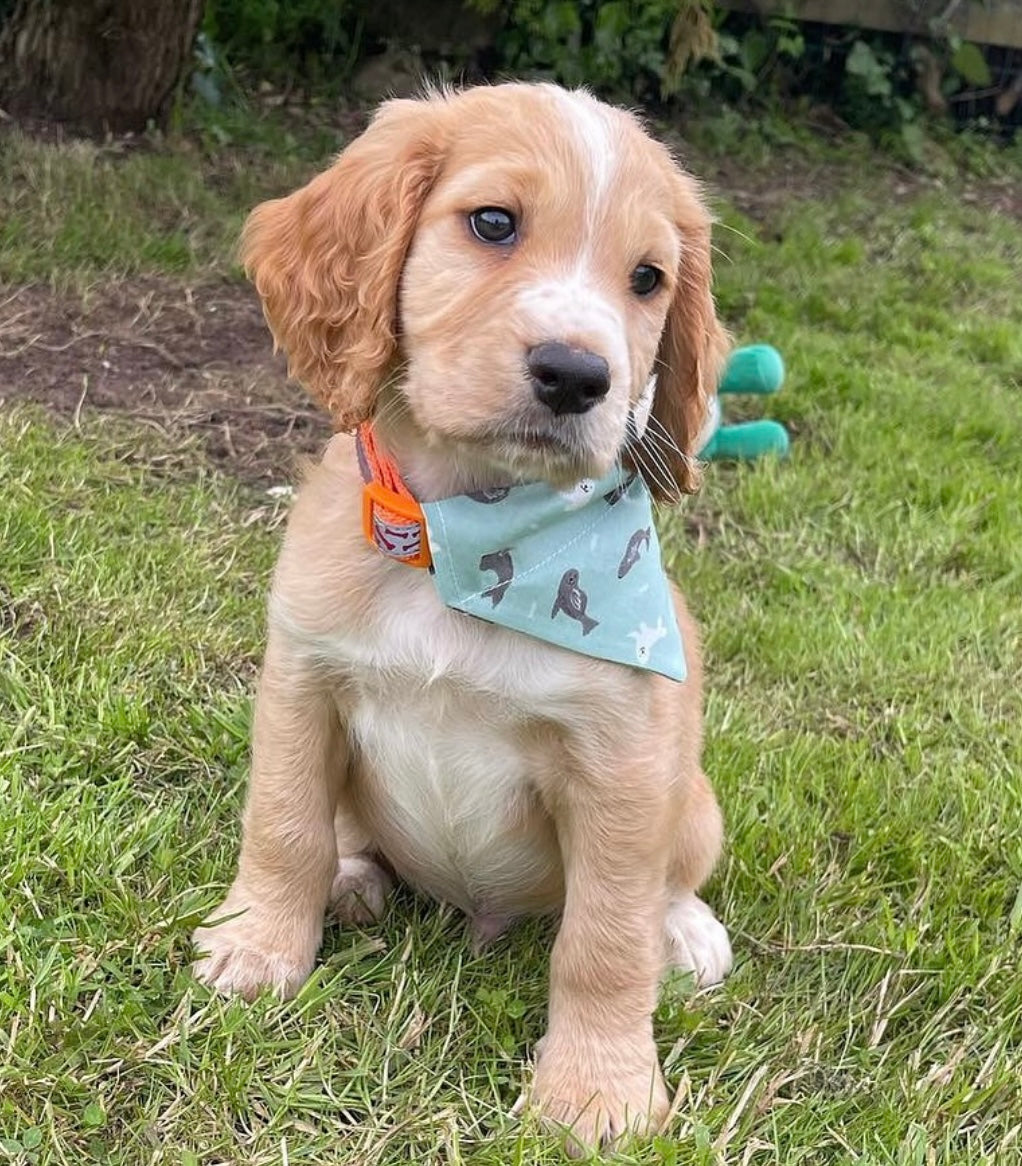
1;106;1021;1165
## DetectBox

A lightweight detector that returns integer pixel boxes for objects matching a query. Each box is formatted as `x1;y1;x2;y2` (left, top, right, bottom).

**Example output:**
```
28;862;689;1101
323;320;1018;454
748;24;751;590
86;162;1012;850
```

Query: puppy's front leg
193;636;339;1000
530;770;671;1154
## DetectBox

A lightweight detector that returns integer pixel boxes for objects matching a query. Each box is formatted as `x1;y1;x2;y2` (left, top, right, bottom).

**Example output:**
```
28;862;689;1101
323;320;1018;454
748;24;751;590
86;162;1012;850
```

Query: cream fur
192;82;733;1155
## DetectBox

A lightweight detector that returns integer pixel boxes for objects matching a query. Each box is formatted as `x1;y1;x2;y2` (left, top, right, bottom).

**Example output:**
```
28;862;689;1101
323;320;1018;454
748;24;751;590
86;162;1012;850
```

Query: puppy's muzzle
527;342;610;416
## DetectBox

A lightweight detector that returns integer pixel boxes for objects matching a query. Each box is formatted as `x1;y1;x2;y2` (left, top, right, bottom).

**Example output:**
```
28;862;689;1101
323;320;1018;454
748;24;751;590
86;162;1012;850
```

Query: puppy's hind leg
663;768;732;988
193;636;340;1000
327;799;393;926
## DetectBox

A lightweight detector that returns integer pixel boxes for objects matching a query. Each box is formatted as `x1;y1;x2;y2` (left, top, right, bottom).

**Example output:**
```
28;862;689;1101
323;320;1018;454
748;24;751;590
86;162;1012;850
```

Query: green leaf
777;32;805;60
951;42;991;87
541;2;580;40
594;1;629;39
715;32;740;58
740;30;769;74
900;121;927;165
1009;883;1022;934
83;1102;106;1128
846;39;893;99
22;1128;43;1150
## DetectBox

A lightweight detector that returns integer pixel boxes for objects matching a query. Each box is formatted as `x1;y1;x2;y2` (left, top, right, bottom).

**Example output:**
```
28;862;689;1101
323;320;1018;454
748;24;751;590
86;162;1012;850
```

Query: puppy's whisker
643;419;689;468
639;451;677;503
714;219;757;246
372;390;411;429
636;440;679;500
647;416;701;469
644;414;698;466
627;438;675;500
376;384;410;419
632;422;697;497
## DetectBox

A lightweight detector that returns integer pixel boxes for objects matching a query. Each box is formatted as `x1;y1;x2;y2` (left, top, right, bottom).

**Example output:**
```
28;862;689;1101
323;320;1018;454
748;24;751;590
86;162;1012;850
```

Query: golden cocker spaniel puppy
193;82;733;1154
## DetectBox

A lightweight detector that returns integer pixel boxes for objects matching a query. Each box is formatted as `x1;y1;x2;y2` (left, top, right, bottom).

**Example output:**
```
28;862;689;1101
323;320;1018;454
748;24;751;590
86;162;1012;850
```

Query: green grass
2;108;1022;1163
0;110;340;288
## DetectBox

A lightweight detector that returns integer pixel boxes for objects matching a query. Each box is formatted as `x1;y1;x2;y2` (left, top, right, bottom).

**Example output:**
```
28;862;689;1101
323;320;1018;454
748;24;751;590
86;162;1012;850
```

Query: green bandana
420;467;686;682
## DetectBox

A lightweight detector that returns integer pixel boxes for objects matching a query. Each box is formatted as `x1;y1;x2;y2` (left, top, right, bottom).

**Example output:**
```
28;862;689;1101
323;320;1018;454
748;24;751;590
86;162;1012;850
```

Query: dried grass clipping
664;0;719;96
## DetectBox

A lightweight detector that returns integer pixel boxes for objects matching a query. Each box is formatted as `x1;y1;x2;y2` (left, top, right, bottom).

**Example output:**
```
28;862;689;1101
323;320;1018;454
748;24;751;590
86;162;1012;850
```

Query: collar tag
361;481;431;568
357;424;432;568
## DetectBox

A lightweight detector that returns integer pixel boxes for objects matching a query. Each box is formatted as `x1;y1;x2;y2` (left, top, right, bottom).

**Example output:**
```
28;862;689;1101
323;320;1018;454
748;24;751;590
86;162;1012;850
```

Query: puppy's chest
317;575;579;911
324;565;586;713
348;678;558;910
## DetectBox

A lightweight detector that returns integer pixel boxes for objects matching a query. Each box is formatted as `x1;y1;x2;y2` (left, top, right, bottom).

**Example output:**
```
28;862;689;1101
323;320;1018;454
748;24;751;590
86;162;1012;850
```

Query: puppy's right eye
469;208;517;245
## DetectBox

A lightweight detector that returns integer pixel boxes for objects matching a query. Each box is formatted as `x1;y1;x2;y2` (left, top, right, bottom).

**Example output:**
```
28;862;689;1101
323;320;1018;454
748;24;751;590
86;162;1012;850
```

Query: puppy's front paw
525;1036;669;1157
664;893;733;987
328;855;392;925
192;890;319;1001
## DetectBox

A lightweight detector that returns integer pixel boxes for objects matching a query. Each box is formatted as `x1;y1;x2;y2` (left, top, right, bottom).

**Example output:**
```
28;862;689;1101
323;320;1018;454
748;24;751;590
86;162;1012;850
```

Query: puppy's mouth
509;428;576;454
398;381;625;487
475;419;611;485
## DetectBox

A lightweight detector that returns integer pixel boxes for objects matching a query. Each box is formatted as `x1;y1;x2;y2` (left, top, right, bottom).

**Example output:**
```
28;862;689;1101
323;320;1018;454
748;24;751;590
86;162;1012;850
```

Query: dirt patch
0;581;46;639
0;276;331;484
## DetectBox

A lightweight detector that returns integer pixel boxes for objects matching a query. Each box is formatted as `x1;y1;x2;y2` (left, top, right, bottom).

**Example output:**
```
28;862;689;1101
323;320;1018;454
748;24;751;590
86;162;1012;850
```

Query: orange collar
356;423;432;569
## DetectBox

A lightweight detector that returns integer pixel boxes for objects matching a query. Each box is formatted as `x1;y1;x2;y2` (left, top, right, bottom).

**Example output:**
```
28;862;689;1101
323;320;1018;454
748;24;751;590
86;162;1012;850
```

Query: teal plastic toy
699;343;789;461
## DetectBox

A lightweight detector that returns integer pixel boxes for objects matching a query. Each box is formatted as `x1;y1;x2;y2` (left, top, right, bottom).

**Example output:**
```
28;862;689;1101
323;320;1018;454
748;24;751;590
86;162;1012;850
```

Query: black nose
527;342;610;415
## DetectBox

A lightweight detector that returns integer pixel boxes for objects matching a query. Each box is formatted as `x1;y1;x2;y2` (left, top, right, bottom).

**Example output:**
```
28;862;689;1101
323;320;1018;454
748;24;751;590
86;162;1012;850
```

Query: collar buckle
361;480;432;569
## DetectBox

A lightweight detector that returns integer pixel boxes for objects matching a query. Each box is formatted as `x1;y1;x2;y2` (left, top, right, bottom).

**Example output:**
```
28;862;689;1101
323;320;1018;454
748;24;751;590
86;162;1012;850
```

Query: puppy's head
243;83;728;498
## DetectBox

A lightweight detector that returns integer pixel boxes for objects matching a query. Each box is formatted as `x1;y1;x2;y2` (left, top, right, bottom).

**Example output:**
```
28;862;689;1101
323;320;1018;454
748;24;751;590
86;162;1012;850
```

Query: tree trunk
0;0;204;134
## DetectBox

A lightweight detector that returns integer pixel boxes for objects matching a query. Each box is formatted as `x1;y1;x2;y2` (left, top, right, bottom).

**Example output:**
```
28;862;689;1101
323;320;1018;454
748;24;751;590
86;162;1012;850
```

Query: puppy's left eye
630;265;662;296
469;207;517;245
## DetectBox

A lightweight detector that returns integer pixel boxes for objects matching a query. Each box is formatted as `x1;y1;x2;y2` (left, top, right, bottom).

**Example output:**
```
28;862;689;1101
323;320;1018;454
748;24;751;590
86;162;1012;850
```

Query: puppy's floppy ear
647;173;730;500
241;98;448;429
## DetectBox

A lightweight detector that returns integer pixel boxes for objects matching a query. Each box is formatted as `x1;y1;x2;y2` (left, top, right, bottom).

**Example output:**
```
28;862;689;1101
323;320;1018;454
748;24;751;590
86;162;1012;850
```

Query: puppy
193;82;733;1152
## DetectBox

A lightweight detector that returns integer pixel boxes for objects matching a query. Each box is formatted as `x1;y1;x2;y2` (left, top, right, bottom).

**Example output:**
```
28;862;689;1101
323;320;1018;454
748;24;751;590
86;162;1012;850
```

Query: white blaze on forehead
512;88;635;451
517;89;630;379
546;86;620;213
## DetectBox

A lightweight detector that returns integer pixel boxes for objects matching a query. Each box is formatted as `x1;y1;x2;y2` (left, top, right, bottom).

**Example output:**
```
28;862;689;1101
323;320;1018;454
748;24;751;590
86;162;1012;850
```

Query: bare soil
0;277;330;484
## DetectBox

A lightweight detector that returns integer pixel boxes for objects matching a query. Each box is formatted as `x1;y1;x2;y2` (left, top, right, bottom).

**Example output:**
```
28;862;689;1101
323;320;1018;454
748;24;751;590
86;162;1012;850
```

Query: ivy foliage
470;0;1016;155
186;0;1016;154
201;0;363;90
